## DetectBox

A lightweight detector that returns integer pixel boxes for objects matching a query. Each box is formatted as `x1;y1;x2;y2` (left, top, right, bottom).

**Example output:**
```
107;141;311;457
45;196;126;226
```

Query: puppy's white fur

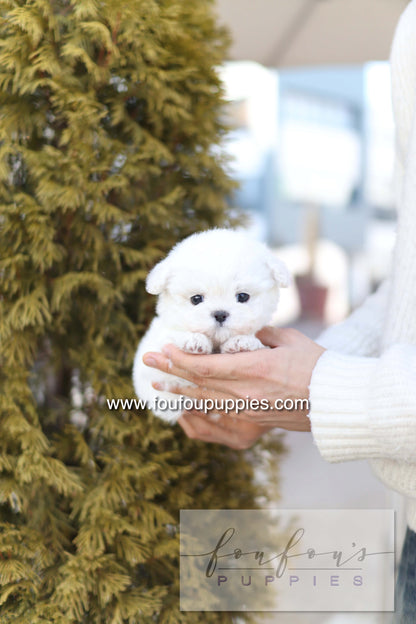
132;229;290;423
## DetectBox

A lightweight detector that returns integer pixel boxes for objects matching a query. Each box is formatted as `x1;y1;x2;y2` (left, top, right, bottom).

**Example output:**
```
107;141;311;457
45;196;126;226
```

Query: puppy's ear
146;258;171;294
267;255;291;288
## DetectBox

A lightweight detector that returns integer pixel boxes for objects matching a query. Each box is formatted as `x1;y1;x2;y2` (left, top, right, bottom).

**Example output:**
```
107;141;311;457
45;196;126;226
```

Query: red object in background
295;274;328;321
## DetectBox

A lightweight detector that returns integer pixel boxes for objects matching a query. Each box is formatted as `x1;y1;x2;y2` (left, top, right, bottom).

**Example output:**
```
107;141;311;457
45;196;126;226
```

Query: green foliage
0;0;285;621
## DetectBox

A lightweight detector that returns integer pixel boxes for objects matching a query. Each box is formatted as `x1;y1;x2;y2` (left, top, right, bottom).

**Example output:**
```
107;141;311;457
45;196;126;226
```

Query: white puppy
132;228;290;422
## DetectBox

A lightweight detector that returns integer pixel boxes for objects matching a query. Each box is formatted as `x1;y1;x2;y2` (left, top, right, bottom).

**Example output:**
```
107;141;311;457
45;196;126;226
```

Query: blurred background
215;1;410;622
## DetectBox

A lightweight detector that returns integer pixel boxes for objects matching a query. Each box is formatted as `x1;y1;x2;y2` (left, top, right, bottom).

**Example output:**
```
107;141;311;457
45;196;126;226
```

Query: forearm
316;278;390;356
309;343;416;463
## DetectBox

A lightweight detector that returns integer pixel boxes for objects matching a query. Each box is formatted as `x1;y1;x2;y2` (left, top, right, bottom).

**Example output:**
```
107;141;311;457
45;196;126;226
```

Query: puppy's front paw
179;333;213;354
221;335;264;353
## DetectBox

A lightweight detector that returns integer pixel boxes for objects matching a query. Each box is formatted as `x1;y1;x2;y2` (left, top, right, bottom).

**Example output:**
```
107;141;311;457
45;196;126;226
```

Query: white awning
215;0;409;67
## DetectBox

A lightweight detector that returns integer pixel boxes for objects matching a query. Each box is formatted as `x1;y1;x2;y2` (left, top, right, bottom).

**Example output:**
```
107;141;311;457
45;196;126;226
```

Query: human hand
142;326;326;445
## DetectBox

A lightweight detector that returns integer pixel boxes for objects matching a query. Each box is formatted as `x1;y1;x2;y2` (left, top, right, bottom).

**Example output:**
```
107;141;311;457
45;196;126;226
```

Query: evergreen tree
0;1;284;622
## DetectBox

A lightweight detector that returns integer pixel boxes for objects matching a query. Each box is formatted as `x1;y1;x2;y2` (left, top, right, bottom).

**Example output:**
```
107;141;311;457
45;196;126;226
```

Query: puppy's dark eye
236;292;250;303
190;294;204;305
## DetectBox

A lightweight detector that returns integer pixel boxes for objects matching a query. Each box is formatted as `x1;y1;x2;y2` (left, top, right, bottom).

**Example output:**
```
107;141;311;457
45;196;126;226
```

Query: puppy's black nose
212;310;229;325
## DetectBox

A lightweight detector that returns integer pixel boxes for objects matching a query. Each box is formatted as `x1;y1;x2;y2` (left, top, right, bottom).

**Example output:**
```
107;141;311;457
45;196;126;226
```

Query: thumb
256;326;285;347
257;326;307;348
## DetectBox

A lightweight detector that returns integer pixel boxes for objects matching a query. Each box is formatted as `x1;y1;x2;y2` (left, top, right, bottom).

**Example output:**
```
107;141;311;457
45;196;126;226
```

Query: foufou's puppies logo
132;228;290;422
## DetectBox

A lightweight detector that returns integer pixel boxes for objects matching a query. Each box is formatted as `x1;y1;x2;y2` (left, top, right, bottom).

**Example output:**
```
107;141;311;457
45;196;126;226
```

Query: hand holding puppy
143;326;326;446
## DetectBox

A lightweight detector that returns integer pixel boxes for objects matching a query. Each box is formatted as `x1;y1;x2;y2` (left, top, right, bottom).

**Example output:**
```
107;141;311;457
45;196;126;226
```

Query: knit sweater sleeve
308;344;416;463
315;278;390;356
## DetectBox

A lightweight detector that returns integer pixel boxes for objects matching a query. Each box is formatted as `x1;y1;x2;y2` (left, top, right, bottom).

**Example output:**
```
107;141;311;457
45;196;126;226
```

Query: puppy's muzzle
212;310;229;326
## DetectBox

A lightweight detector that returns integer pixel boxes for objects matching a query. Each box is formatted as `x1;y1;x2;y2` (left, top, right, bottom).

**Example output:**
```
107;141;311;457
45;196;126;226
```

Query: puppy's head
146;229;290;340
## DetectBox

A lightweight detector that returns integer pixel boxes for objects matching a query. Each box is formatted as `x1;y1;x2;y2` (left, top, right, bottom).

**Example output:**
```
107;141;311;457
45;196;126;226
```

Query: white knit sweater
308;0;416;531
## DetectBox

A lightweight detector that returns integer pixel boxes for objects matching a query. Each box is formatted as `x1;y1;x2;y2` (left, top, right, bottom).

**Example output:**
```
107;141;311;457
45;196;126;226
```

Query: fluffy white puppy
132;228;290;423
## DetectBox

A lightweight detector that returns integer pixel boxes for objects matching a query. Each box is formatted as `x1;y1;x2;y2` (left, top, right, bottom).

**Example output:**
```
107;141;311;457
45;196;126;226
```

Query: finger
163;384;271;422
142;351;197;385
153;383;246;420
177;412;233;444
144;347;255;395
178;412;258;449
150;382;237;418
153;381;240;406
182;408;265;434
274;419;311;432
162;344;272;381
153;381;298;425
246;412;311;431
161;344;246;381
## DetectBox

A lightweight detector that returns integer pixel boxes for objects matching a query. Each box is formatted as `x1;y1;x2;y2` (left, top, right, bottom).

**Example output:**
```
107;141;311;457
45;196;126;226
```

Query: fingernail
143;356;157;367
